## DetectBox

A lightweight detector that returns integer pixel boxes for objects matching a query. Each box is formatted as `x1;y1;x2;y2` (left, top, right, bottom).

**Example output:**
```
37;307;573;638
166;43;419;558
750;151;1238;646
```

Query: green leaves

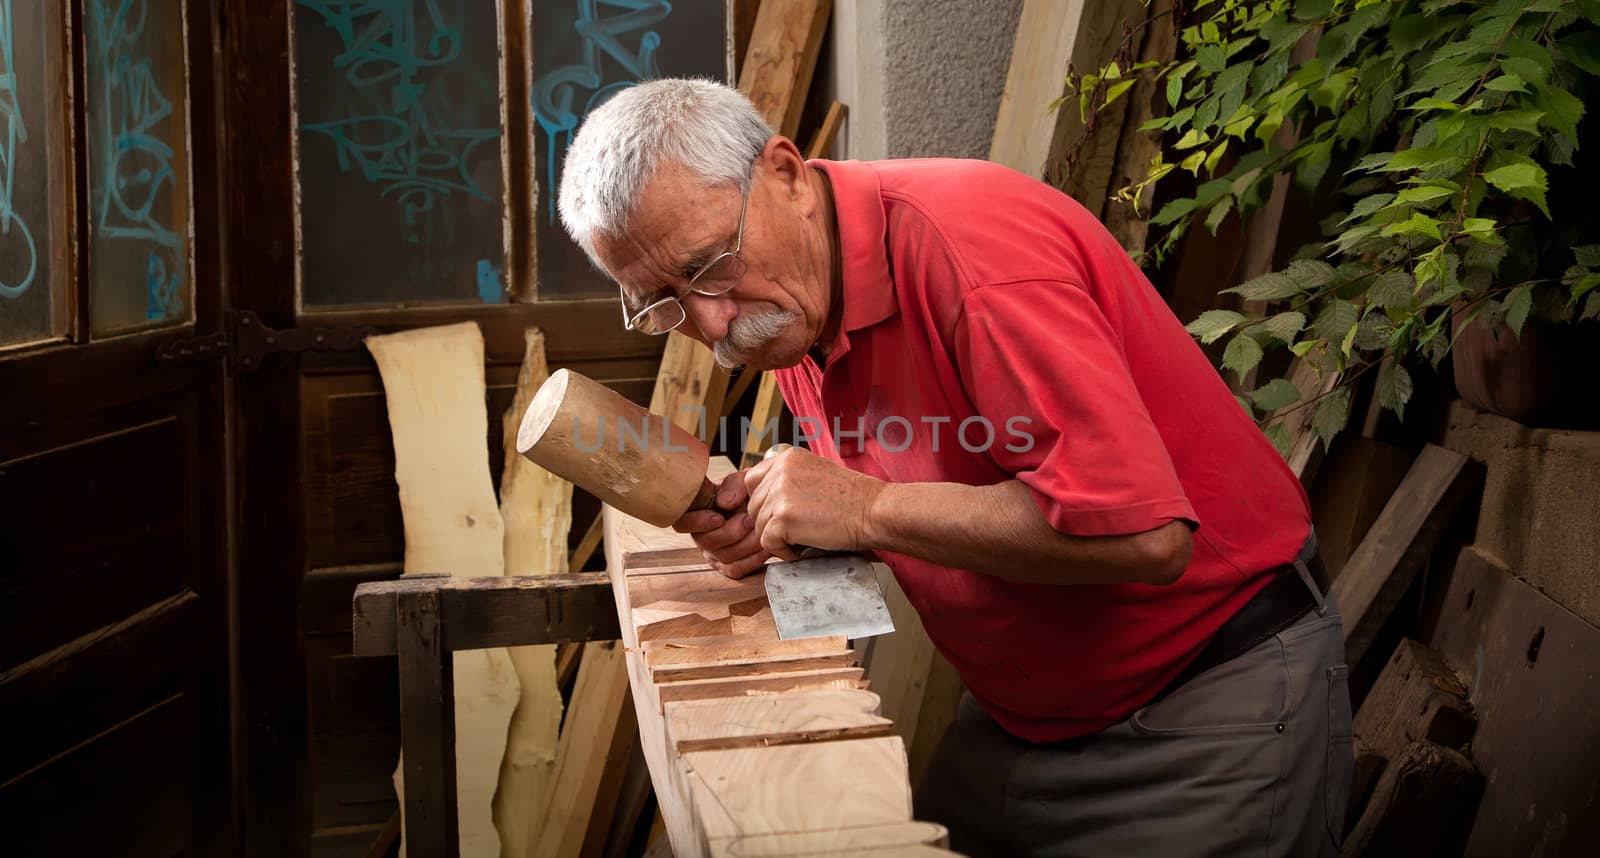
1249;378;1303;412
1534;85;1585;142
1286;259;1337;290
1504;285;1533;337
1262;311;1308;344
1312;299;1359;342
1186;309;1247;344
1225;271;1305;301
1224;333;1265;378
1368;270;1417;308
1311;386;1352;452
1561;30;1600;77
1483;158;1550;217
1381;213;1444;241
1376;361;1414;421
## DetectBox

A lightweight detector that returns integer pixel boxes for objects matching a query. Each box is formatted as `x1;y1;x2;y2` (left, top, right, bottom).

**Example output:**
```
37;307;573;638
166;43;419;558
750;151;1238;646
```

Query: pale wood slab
495;328;571;857
666;688;893;753
367;322;514;858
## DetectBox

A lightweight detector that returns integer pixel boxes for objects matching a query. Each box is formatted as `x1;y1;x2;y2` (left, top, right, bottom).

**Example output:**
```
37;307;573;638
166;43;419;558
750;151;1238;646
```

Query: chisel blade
763;554;896;641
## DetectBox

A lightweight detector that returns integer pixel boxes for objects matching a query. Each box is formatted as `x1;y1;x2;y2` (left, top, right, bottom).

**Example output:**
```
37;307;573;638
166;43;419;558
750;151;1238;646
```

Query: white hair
557;78;774;260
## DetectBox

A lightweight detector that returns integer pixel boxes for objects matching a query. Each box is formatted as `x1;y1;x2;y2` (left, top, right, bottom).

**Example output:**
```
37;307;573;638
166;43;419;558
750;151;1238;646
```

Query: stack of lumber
601;459;958;857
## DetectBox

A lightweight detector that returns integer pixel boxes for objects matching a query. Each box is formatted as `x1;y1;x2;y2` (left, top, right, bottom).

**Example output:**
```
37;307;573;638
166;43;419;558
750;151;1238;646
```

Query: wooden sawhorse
351;573;621;857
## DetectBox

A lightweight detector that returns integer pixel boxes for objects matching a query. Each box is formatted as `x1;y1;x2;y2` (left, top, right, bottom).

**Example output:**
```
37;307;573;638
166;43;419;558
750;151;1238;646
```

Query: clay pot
1451;310;1600;430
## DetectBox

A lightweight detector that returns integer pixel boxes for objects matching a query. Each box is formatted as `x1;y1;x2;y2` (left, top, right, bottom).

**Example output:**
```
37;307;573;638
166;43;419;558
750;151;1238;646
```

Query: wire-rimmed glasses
621;185;751;335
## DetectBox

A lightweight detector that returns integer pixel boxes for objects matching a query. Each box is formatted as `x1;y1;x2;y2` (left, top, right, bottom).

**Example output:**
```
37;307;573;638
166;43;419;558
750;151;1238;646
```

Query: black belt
1152;534;1330;703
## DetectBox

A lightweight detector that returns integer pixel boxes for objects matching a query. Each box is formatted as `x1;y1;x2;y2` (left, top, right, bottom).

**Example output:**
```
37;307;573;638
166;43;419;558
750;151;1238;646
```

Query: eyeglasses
621;185;750;335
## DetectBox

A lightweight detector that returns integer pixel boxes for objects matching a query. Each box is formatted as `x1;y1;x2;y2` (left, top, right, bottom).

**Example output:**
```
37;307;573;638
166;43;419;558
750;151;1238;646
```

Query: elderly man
557;78;1352;857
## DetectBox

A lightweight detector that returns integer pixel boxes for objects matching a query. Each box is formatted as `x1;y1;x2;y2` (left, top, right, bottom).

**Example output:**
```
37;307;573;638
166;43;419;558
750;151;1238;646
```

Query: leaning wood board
603;459;959;858
1328;443;1481;666
1422;546;1600;857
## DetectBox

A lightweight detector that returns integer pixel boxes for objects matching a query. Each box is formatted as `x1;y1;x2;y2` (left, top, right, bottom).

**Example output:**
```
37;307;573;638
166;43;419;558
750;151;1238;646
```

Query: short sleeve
954;280;1198;536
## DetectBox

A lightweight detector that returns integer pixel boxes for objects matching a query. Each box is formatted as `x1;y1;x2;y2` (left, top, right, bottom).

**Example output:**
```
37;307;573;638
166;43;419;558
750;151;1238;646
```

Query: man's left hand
743;446;887;560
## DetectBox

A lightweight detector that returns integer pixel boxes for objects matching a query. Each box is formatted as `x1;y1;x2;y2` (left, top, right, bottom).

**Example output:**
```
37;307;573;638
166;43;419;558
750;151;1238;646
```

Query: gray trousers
914;602;1354;858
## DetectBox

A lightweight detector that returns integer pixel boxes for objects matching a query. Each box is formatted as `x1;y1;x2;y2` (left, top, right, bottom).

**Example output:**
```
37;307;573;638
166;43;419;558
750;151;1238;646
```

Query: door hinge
156;310;380;373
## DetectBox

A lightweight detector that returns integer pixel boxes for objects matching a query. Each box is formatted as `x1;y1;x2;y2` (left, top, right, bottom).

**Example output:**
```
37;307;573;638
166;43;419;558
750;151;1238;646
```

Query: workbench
350;572;620;856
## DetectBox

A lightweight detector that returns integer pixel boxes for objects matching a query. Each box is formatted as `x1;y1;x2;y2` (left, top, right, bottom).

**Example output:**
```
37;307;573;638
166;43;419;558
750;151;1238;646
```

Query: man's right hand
671;470;772;578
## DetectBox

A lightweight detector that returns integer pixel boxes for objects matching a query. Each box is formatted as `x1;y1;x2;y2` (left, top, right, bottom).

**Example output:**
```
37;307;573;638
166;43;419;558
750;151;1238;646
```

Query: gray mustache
714;310;795;368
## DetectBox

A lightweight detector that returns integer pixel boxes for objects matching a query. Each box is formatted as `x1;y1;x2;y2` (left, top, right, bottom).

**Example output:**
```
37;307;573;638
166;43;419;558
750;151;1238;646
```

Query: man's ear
758;135;813;208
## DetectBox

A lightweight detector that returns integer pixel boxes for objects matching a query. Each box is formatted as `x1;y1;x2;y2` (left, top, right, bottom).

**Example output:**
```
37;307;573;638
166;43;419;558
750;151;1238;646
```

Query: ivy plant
1071;0;1600;452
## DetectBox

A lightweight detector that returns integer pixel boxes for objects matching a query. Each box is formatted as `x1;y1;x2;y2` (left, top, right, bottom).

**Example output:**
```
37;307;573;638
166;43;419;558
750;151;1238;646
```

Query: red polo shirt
774;158;1312;742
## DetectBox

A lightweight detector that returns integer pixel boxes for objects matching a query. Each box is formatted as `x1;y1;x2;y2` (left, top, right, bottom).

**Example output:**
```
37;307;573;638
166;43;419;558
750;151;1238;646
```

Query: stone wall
1439;400;1600;628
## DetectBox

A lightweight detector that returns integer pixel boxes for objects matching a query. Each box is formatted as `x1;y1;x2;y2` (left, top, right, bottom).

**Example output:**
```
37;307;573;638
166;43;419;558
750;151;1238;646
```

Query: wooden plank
652;650;857;683
397;589;459;858
569;515;606;572
737;0;833;139
531;640;634;858
351;574;619;656
682;736;913;842
1310;438;1413;580
863;568;937;753
805;101;848;159
606;502;713;855
367;322;515;857
1423;546;1600;857
1329;444;1482;666
714;822;949;856
906;655;964;788
496;328;573;858
666;688;893;753
1348;639;1477;833
1100;0;1176;252
545;337;731;857
655;667;866;707
740;371;785;468
646;633;848;670
1044;0;1150;209
989;0;1089;177
1342;740;1483;858
1352;639;1476;761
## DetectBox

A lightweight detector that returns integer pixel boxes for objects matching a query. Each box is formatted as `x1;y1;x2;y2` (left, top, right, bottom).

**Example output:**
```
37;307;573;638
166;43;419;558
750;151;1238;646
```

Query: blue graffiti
297;0;499;241
90;0;185;320
475;258;503;303
0;0;38;300
533;0;672;221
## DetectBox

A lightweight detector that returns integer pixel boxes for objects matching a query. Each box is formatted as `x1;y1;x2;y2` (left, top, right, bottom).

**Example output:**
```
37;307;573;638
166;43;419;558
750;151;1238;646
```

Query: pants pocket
1325;664;1354;847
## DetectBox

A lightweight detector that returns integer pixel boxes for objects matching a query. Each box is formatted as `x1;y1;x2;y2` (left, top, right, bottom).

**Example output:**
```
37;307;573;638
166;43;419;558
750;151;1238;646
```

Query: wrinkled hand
671;471;771;579
744;446;886;561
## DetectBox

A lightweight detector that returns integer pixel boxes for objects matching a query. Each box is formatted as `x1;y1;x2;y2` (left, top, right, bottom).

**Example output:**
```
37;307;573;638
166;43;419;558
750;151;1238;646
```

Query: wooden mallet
515;369;723;527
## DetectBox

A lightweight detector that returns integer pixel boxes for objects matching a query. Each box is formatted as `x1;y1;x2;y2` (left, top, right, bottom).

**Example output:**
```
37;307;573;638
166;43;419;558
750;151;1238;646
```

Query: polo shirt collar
812;159;897;363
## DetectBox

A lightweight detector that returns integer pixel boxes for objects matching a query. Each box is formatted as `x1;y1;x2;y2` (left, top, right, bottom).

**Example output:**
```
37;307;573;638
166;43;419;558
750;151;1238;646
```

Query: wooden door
0;0;229;854
223;1;729;854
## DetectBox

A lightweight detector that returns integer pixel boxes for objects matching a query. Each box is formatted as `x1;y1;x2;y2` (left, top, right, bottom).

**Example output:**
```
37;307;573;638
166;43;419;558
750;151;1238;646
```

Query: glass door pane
1;0;68;348
293;0;506;309
531;0;727;298
84;0;194;335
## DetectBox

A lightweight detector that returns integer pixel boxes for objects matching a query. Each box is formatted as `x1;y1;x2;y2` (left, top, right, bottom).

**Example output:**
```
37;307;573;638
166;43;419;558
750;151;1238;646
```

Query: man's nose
683;292;737;342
